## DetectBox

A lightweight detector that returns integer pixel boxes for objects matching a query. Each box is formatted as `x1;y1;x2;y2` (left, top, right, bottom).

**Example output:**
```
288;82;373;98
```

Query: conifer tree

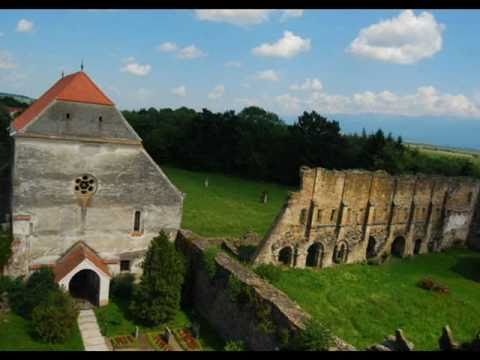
130;231;186;326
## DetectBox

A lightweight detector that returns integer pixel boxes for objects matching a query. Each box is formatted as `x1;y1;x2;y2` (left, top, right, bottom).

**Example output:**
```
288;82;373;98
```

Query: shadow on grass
451;255;480;283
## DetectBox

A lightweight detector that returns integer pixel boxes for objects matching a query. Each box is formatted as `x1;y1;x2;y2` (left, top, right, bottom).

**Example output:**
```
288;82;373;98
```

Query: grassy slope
162;166;290;238
0;312;84;351
270;249;480;350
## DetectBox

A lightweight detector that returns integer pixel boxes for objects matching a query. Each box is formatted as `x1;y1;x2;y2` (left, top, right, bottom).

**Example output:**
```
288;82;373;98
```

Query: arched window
391;236;406;257
333;242;348;264
366;236;377;259
306;243;324;268
133;210;142;232
414;239;422;255
278;247;293;266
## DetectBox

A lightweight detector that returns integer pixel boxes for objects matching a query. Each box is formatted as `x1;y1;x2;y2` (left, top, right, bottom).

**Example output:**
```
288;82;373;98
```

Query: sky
1;9;480;148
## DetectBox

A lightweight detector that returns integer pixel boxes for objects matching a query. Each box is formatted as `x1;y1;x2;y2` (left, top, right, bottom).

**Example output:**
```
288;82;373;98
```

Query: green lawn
269;248;480;350
162;166;290;238
95;298;224;351
0;312;84;351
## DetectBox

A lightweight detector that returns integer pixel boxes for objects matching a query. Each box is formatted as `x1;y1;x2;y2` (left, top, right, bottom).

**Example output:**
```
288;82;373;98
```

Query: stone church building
3;71;183;306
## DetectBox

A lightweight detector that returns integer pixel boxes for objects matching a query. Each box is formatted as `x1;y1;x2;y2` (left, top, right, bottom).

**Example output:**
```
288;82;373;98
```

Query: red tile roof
12;71;114;132
54;241;111;282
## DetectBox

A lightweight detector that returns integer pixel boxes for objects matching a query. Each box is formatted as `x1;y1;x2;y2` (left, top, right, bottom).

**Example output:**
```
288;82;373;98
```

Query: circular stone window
74;174;98;196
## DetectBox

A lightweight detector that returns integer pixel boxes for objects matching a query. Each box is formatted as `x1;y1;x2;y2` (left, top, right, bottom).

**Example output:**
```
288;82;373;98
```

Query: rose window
74;174;97;195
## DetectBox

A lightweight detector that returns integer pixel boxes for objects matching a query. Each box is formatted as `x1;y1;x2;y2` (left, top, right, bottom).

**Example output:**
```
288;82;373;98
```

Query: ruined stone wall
176;230;311;351
6;136;183;277
254;166;480;269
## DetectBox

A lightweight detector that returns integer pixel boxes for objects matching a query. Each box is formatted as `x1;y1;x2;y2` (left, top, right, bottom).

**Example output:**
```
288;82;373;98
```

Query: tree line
122;106;479;186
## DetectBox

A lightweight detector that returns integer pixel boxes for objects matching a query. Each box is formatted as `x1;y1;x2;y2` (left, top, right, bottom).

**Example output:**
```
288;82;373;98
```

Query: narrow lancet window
133;211;141;232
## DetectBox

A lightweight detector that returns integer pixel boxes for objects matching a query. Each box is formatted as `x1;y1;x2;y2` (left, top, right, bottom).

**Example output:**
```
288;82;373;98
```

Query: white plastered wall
57;258;111;306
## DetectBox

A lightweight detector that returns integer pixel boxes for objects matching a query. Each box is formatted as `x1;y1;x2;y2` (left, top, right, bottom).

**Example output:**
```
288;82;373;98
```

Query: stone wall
254;166;480;269
6;136;183;277
176;230;319;351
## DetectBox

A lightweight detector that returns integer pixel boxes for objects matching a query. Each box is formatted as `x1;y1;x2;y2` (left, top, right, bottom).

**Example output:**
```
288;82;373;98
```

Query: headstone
261;191;268;204
204;178;209;188
394;329;414;351
369;344;392;351
164;326;174;346
439;325;459;351
135;326;139;339
191;322;200;339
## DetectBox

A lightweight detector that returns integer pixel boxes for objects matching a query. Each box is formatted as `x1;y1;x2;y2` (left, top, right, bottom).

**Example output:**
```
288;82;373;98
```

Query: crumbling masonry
254;167;480;269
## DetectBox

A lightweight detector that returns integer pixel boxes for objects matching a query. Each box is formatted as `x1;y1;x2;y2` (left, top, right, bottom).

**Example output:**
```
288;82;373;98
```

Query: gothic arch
278;246;293;267
333;241;349;264
391;236;406;258
306;242;324;268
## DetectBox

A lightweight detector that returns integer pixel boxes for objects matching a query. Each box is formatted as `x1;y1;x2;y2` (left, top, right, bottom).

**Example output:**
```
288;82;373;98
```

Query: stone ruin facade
254;166;480;269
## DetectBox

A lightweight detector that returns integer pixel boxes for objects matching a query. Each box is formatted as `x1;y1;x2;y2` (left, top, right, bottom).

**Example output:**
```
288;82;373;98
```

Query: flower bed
174;328;201;351
110;335;137;349
147;332;173;351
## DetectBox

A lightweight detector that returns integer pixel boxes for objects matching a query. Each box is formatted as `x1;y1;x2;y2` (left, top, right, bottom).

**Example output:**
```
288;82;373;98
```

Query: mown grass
162;166;290;238
0;312;84;351
269;248;480;350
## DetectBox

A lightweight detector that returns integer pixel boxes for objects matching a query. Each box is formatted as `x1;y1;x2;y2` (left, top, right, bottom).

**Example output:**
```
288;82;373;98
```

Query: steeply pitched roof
12;71;114;132
54;241;111;282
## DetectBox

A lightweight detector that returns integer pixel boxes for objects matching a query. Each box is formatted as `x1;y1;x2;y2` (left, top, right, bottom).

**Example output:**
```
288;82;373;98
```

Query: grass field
269;248;480;350
0;312;84;351
162;166;290;238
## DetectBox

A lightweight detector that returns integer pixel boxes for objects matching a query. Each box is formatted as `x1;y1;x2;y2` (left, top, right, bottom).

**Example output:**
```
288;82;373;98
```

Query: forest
122;106;478;186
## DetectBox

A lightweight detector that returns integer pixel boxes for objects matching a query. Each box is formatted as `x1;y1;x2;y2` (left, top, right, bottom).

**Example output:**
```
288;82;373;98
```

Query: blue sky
1;9;480;148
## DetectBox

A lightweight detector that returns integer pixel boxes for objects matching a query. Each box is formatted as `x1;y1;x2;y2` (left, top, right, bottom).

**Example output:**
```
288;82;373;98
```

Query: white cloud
290;78;323;91
120;61;151;76
347;10;445;64
194;10;273;26
208;85;225;100
16;19;34;33
172;85;187;97
277;84;480;117
0;51;16;70
276;94;302;113
225;61;242;68
256;69;279;82
157;42;177;52
235;97;259;107
177;45;206;60
252;31;311;58
281;10;304;21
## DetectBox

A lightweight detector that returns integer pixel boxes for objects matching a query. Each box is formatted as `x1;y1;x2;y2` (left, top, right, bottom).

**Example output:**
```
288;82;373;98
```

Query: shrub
226;276;255;306
292;319;334;351
418;277;449;294
32;290;79;343
0;275;14;294
0;228;12;270
224;340;245;351
254;264;281;284
8;267;59;319
130;231;186;326
203;246;221;280
110;273;135;300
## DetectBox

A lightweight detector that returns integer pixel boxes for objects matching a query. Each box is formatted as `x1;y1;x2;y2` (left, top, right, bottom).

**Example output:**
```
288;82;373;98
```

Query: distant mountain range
0;92;35;104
